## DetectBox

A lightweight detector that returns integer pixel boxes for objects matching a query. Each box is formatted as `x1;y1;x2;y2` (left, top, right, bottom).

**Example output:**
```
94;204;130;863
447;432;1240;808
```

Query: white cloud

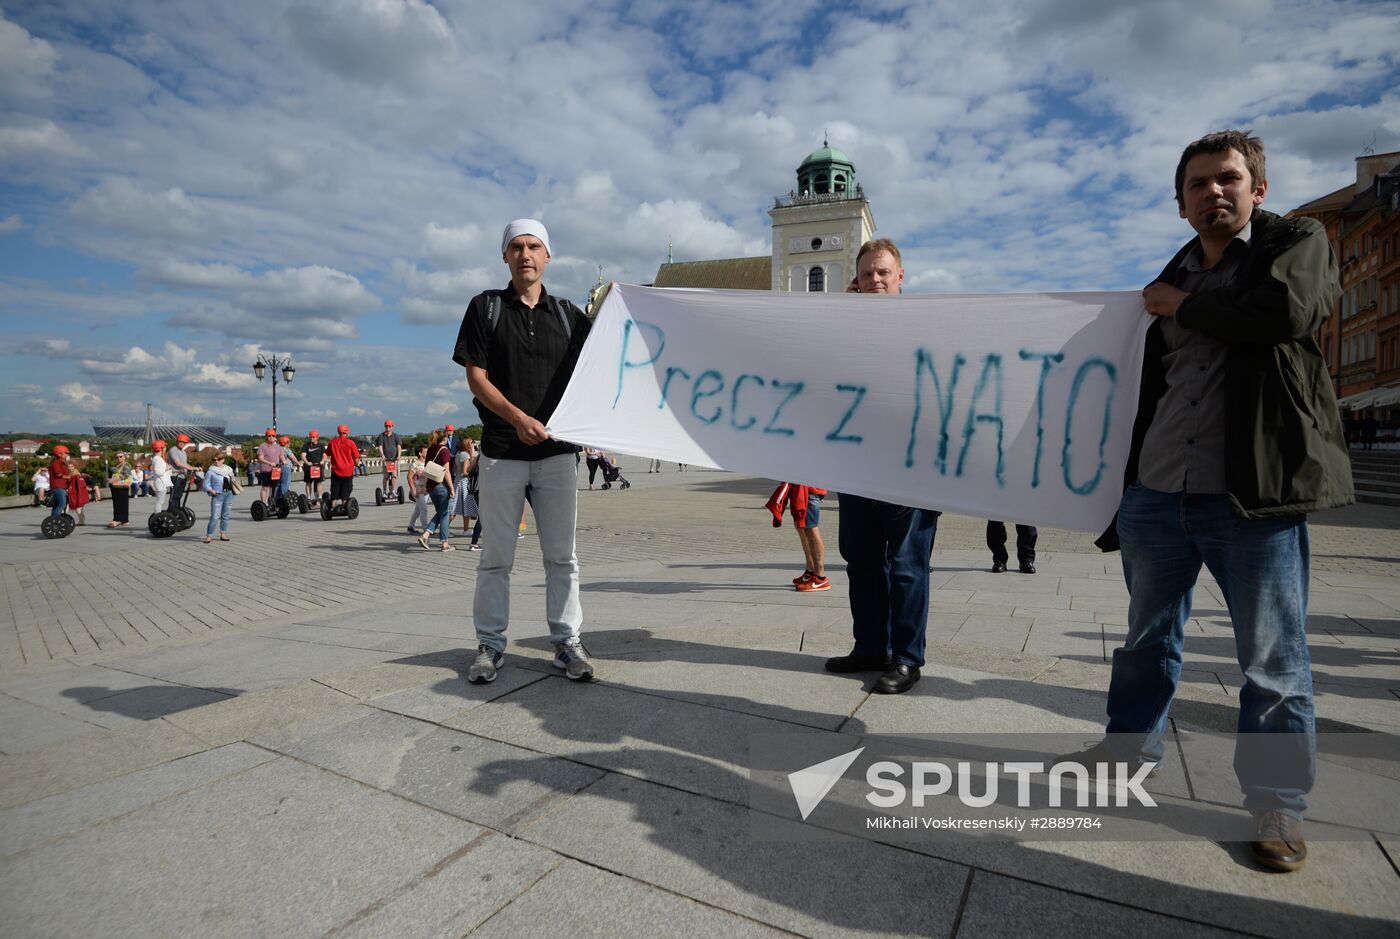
347;406;368;416
425;400;454;416
55;382;103;410
0;116;84;161
0;16;58;100
286;0;454;87
69;178;203;239
80;341;260;391
0;214;25;235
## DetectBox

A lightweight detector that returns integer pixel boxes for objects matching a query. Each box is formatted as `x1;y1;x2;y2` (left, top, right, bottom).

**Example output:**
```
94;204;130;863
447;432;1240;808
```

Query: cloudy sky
2;0;1397;434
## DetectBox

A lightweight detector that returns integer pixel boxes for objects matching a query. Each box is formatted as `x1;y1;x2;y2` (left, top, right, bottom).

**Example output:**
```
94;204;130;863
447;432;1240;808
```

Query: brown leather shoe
1251;810;1307;872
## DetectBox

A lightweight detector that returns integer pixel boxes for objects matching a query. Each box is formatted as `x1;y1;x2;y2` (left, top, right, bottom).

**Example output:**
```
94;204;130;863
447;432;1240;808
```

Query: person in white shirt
149;440;172;512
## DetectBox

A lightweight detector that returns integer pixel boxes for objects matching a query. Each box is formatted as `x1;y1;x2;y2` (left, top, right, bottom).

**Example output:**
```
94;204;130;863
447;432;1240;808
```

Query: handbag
421;460;447;485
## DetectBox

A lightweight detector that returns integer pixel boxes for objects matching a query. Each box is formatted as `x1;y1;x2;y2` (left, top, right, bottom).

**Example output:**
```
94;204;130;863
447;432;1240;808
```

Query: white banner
547;284;1150;533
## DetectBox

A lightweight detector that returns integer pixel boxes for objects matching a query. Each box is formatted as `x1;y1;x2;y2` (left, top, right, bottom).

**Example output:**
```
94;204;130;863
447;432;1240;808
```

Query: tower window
815;173;829;194
808;266;825;292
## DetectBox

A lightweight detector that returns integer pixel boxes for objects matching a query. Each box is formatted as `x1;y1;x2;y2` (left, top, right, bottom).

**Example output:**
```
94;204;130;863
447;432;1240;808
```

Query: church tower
768;139;876;292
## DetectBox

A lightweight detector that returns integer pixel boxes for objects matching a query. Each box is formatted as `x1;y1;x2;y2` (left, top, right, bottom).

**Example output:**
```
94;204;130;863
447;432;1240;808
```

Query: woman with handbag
202;452;239;542
418;428;455;552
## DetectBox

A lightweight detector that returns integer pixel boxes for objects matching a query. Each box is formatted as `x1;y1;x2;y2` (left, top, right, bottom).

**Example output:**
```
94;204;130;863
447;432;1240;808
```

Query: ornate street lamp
252;353;295;431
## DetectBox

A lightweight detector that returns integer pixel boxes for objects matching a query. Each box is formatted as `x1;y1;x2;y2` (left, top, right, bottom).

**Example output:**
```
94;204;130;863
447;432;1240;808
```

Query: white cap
501;218;551;257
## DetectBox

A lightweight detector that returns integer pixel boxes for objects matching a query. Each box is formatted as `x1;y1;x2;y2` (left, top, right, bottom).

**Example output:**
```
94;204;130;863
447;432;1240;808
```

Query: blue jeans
837;493;939;668
206;491;233;536
50;488;68;516
428;483;451;543
473;453;581;654
1109;483;1315;816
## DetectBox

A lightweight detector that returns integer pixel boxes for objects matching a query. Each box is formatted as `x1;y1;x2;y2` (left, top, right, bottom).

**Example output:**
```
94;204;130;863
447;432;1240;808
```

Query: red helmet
308;430;320;438
384;419;394;428
278;435;290;444
337;424;349;434
52;444;70;456
176;433;190;444
445;424;455;432
265;428;276;437
152;440;167;450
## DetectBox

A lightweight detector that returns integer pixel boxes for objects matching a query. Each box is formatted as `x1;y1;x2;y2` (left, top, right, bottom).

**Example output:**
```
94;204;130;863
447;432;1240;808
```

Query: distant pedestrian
46;446;72;517
107;452;133;528
149;441;172;512
449;437;479;537
31;468;48;505
407;445;433;535
585;447;602;488
767;482;830;591
1362;414;1378;451
418;428;454;552
987;521;1037;574
648;457;661;473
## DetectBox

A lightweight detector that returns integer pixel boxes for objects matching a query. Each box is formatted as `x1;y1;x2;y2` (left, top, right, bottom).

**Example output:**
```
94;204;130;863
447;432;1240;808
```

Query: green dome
799;145;853;169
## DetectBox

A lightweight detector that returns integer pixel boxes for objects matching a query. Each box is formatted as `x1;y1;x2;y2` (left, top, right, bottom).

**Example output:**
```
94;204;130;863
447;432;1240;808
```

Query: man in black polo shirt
453;219;593;685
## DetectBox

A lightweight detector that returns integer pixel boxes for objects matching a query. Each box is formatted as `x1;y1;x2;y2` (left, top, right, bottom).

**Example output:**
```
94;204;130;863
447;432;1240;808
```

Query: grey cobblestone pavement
0;455;1397;936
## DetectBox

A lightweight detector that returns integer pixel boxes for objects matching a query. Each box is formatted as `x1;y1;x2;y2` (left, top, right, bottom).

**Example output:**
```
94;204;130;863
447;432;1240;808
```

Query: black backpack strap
546;295;573;339
484;290;572;339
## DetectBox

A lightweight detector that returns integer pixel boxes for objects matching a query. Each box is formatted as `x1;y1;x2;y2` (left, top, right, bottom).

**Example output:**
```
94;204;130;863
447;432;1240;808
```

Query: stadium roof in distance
92;405;238;447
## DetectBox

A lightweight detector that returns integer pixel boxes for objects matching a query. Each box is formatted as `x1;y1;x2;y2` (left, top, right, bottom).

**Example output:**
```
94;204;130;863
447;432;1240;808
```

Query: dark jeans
168;475;188;511
111;487;130;523
986;521;1037;565
837;493;939;668
1109;483;1315;815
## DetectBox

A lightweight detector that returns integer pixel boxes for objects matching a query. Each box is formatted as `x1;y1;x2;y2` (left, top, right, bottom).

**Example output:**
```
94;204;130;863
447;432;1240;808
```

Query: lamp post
252;354;295;432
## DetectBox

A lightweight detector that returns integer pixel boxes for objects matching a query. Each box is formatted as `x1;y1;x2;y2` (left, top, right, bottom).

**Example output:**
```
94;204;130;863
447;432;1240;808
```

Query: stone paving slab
515;771;970;938
0;757;485;938
0;692;109;754
469;859;794;938
253;706;605;834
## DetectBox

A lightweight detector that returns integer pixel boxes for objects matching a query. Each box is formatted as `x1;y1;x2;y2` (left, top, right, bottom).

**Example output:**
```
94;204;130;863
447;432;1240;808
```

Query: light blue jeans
1109;483;1315;816
206;490;233;536
473;453;581;654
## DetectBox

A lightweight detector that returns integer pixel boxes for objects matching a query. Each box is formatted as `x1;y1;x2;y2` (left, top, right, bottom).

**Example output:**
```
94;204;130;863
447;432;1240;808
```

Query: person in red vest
326;424;361;511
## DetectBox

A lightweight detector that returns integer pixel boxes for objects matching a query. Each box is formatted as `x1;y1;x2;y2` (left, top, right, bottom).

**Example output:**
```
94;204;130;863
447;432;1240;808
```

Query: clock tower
768;139;876;292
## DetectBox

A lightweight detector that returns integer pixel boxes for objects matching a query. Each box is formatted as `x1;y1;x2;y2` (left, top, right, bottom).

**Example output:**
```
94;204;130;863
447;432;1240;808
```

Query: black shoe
1250;811;1307;872
991;560;1008;573
824;652;892;673
1019;562;1036;574
873;664;920;694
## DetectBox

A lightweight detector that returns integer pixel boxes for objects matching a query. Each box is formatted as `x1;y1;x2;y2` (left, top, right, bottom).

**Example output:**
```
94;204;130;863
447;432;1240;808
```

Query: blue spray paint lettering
690;370;725;424
730;374;766;430
955;354;1005;484
826;384;867;444
658;365;692;410
614;319;667;409
906;348;966;472
1061;357;1117;495
1018;350;1065;488
764;381;804;437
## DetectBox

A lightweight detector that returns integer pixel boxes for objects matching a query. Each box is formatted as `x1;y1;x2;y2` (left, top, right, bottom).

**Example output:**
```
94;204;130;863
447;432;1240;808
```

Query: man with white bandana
453;219;594;684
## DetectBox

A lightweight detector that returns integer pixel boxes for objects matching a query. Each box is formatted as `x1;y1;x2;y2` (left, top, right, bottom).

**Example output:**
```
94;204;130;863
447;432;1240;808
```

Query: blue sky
2;0;1397;434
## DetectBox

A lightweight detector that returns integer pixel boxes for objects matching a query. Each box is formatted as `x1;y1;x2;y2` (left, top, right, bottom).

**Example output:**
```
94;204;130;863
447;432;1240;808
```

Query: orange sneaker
796;575;830;592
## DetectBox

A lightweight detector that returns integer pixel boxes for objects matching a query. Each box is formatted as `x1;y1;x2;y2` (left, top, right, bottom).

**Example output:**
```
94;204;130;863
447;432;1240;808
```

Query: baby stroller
598;453;630;490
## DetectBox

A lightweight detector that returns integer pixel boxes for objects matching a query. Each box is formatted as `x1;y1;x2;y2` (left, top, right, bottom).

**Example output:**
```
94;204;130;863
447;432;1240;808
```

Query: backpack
483;290;575;340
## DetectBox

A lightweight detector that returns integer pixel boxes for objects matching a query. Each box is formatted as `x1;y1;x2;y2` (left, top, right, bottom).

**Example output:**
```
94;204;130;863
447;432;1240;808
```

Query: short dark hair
1174;130;1265;208
857;238;902;268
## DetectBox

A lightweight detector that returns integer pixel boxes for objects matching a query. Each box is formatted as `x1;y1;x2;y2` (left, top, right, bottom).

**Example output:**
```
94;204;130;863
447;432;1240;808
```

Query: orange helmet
176;433;190;444
337;424;349;434
308;429;320;438
445;424;455;432
152;440;167;450
52;444;70;456
265;428;276;437
384;419;394;428
278;435;290;444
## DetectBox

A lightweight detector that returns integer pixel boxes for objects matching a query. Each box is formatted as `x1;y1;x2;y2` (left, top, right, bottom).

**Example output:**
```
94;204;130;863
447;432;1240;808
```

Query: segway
374;462;406;505
148;484;197;538
319;493;359;520
250;495;293;521
41;513;76;539
296;494;311;514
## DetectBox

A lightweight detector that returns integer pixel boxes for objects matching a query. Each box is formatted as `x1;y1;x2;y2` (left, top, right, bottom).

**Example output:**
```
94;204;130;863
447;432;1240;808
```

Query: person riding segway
250;429;292;521
322;424;361;519
374;419;406;506
149;435;198;537
300;429;326;513
276;434;304;512
40;445;77;539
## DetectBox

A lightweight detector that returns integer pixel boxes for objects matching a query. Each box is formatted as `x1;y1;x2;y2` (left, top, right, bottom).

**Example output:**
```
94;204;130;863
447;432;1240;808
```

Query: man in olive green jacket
1084;130;1351;874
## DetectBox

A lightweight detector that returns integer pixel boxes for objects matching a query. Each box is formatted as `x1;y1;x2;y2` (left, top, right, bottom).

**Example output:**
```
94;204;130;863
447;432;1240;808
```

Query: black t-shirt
453;283;591;460
304;442;326;465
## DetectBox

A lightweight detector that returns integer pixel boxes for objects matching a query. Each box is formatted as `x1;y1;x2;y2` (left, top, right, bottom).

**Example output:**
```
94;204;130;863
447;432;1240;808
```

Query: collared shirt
1138;223;1251;494
453;283;591;460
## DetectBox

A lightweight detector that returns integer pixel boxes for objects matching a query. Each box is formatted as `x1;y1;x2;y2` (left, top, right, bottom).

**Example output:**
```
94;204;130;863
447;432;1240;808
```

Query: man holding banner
455;219;595;685
1088;130;1352;872
824;239;940;695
